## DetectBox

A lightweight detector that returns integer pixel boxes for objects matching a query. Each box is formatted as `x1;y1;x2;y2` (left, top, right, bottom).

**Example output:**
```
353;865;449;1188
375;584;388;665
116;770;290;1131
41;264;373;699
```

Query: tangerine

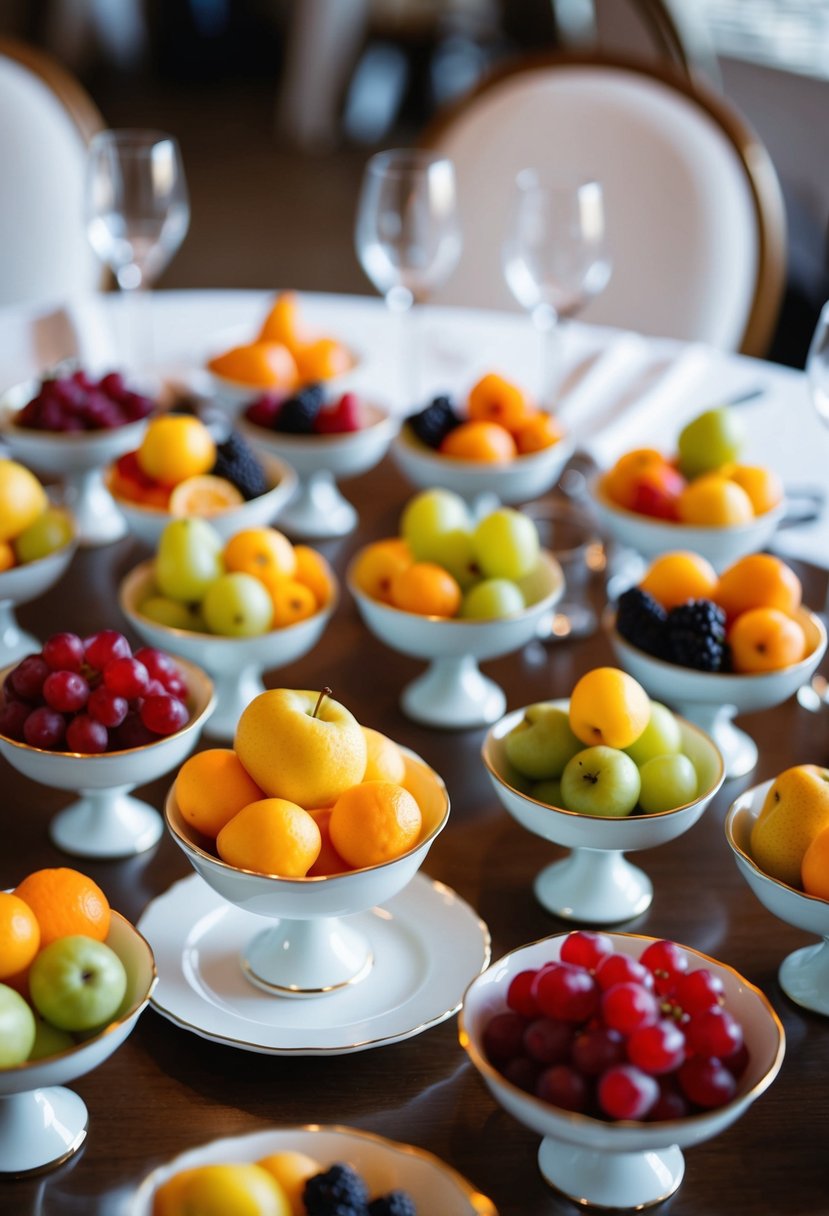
728;607;806;673
439;419;517;463
350;538;413;604
14;868;110;946
389;561;461;617
295;337;352;382
269;579;318;627
137;416;216;485
175;748;265;838
468;372;531;431
714;554;802;621
169;475;244;517
362;726;406;783
208;341;298;389
257;1152;322;1215
293;545;335;607
676;475;754;526
604;449;666;510
216;798;321;877
639;551;718;610
305;807;351;877
224;527;297;582
514;412;564;454
329;781;422;868
0;892;40;979
727;464;783;516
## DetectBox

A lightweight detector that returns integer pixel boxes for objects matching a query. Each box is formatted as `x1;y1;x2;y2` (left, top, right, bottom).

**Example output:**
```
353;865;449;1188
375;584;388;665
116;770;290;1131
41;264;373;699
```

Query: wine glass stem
120;282;153;373
535;306;563;411
386;289;419;410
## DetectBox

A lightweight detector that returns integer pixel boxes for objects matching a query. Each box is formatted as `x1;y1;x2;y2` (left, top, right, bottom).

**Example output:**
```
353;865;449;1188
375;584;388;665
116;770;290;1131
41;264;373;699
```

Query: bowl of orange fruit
592;406;786;571
205;291;359;413
0;866;156;1173
119;521;338;741
348;490;564;728
106;412;298;546
607;551;827;779
726;765;829;1017
391;373;574;514
160;687;450;996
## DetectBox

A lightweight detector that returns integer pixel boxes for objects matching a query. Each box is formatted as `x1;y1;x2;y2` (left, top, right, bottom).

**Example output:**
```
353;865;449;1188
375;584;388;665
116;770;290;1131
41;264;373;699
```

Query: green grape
155;518;224;602
460;578;525;619
473;508;540;580
427;527;480;588
400;489;471;560
140;596;205;632
202;572;274;637
625;703;682;766
638;754;698;814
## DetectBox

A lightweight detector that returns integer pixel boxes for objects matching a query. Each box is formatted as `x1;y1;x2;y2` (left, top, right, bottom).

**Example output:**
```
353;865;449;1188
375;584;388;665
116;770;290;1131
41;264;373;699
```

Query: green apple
427;528;480;588
400;489;471;560
473;508;540;580
0;982;36;1065
505;704;583;780
638;754;698;814
202;573;274;637
29;936;127;1032
677;407;744;479
532;778;563;807
561;745;641;817
28;1016;75;1060
625;702;682;766
13;507;74;563
140;595;205;631
460;578;525;620
155;517;224;602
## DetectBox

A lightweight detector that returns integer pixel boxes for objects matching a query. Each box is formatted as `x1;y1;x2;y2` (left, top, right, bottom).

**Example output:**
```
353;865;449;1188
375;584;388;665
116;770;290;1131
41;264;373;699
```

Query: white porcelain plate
137;872;490;1054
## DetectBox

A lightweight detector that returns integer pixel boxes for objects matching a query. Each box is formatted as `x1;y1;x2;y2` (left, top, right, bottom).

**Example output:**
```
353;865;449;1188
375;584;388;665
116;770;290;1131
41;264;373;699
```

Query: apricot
468;372;532;431
295;337;352;382
208;341;298;389
604;449;669;511
293;545;335;607
258;291;305;349
726;464;783;516
569;667;651;750
439;420;517;462
269;578;318;627
714;554;802;621
350;538;412;604
728;607;807;673
639;551;718;611
514;411;564;454
389;561;462;617
676;475;754;526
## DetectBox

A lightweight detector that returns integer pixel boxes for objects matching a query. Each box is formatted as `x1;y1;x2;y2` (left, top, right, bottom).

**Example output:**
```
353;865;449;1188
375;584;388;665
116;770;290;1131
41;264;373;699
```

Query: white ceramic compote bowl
460;932;784;1210
107;452;298;547
0;533;77;667
349;553;564;729
164;745;449;996
608;608;827;779
239;403;399;539
0;659;215;858
483;700;724;924
0;382;154;547
119;562;338;741
0;912;156;1174
726;779;829;1016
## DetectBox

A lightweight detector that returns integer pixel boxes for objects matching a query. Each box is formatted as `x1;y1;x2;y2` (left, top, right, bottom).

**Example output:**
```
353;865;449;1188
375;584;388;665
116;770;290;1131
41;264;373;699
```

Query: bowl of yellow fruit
726;765;829;1016
482;668;724;924
348;489;564;728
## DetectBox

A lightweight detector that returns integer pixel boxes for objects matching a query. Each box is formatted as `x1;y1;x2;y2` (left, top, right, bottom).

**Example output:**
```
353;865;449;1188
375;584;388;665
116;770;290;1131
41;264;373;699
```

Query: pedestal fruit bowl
460;931;784;1210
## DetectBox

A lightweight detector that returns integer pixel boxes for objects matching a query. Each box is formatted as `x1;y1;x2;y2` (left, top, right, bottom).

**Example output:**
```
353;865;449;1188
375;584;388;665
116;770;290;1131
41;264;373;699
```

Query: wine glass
796;300;829;712
503;171;611;409
355;148;462;407
85;130;190;368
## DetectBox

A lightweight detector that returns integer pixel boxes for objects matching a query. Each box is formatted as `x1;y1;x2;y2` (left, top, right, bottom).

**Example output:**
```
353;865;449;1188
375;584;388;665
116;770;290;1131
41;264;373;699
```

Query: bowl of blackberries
607;551;826;779
391;373;574;513
238;384;398;538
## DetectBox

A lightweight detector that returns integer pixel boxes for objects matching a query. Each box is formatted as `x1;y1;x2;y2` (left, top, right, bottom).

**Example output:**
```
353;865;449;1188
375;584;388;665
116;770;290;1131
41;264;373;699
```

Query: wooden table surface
3;458;829;1216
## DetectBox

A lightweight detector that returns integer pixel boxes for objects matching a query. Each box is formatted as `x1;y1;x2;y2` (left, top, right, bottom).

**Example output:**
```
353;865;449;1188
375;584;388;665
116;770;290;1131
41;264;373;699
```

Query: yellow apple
750;764;829;887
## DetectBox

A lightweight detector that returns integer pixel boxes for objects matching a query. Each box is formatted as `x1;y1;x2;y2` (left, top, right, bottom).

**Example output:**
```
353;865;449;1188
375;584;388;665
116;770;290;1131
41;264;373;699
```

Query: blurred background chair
0;37;106;310
422;52;786;357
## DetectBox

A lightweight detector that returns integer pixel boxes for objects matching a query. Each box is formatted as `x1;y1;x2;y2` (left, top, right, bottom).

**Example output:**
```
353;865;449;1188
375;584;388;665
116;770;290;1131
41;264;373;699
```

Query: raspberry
407;395;461;448
615;587;669;659
211;430;268;499
274;383;325;434
303;1162;369;1216
666;599;727;671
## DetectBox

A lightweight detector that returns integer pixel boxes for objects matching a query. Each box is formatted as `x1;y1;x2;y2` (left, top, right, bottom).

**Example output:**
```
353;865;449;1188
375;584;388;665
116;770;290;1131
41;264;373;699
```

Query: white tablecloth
1;289;826;568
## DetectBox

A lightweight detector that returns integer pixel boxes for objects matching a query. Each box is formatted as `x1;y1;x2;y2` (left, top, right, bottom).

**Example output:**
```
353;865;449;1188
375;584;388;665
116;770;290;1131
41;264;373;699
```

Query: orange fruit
293;545;335;607
389;562;462;617
362;726;406;783
216;798;321;877
676;475;754;526
169;475;244;517
257;1151;322;1215
329;781;422;868
269;579;318;627
439;420;517;463
514;412;564;454
258;291;305;349
0;541;15;572
604;449;666;510
350;538;413;604
468;373;531;431
224;527;297;582
137;416;217;485
569;667;651;749
0;892;41;979
639;551;718;611
726;464;783;516
728;607;807;673
295;337;352;382
802;825;829;900
151;1167;201;1216
14;868;110;946
208;341;298;389
714;554;802;621
175;748;265;838
306;807;351;877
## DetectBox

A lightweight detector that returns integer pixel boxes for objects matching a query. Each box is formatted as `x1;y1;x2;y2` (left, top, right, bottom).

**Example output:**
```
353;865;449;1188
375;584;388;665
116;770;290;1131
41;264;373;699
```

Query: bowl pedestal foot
401;656;505;729
50;787;163;858
674;701;757;780
63;470;127;547
534;848;653;924
241;916;373;997
779;936;829;1016
0;1087;88;1174
204;666;265;741
538;1137;684;1209
278;470;357;538
0;601;37;666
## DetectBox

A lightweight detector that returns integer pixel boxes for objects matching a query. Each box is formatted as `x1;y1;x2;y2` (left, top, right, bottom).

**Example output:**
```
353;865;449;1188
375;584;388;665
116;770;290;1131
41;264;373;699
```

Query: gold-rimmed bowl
0;911;156;1175
0;657;214;859
483;699;724;924
163;744;450;996
460;932;784;1211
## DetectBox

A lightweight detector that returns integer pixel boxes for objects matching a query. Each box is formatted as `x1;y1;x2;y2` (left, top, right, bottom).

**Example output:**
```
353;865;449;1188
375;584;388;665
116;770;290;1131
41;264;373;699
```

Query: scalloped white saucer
137;872;490;1054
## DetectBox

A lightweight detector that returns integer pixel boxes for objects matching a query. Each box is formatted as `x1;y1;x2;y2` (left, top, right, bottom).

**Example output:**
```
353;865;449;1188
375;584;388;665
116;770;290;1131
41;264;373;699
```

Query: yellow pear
750;764;829;887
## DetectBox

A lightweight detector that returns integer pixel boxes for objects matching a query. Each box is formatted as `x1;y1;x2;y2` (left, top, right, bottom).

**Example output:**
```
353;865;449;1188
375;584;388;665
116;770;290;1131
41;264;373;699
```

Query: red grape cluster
0;632;190;753
482;932;749;1122
16;370;155;432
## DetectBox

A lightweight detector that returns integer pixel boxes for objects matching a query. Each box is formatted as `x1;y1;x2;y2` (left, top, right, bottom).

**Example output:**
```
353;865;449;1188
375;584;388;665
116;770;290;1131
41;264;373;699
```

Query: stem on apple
313;687;333;718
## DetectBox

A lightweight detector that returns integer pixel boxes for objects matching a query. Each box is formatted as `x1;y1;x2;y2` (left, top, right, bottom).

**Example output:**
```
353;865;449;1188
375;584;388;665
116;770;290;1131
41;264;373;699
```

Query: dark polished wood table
3;458;829;1216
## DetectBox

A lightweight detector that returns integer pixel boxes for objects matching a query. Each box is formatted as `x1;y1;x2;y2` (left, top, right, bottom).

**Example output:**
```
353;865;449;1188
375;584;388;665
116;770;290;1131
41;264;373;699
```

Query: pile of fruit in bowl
5;369;156;433
0;459;74;571
206;291;356;394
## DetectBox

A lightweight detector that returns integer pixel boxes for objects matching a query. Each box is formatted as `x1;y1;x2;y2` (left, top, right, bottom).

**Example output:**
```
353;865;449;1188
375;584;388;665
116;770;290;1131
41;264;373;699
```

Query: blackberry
407;394;461;448
615;587;669;659
211;430;268;499
303;1162;370;1216
274;383;325;434
665;599;727;672
368;1191;418;1216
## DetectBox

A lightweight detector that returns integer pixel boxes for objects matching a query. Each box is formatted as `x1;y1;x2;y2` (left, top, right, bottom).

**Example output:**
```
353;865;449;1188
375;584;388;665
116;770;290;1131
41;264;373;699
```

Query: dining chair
421;52;787;357
0;37;106;310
